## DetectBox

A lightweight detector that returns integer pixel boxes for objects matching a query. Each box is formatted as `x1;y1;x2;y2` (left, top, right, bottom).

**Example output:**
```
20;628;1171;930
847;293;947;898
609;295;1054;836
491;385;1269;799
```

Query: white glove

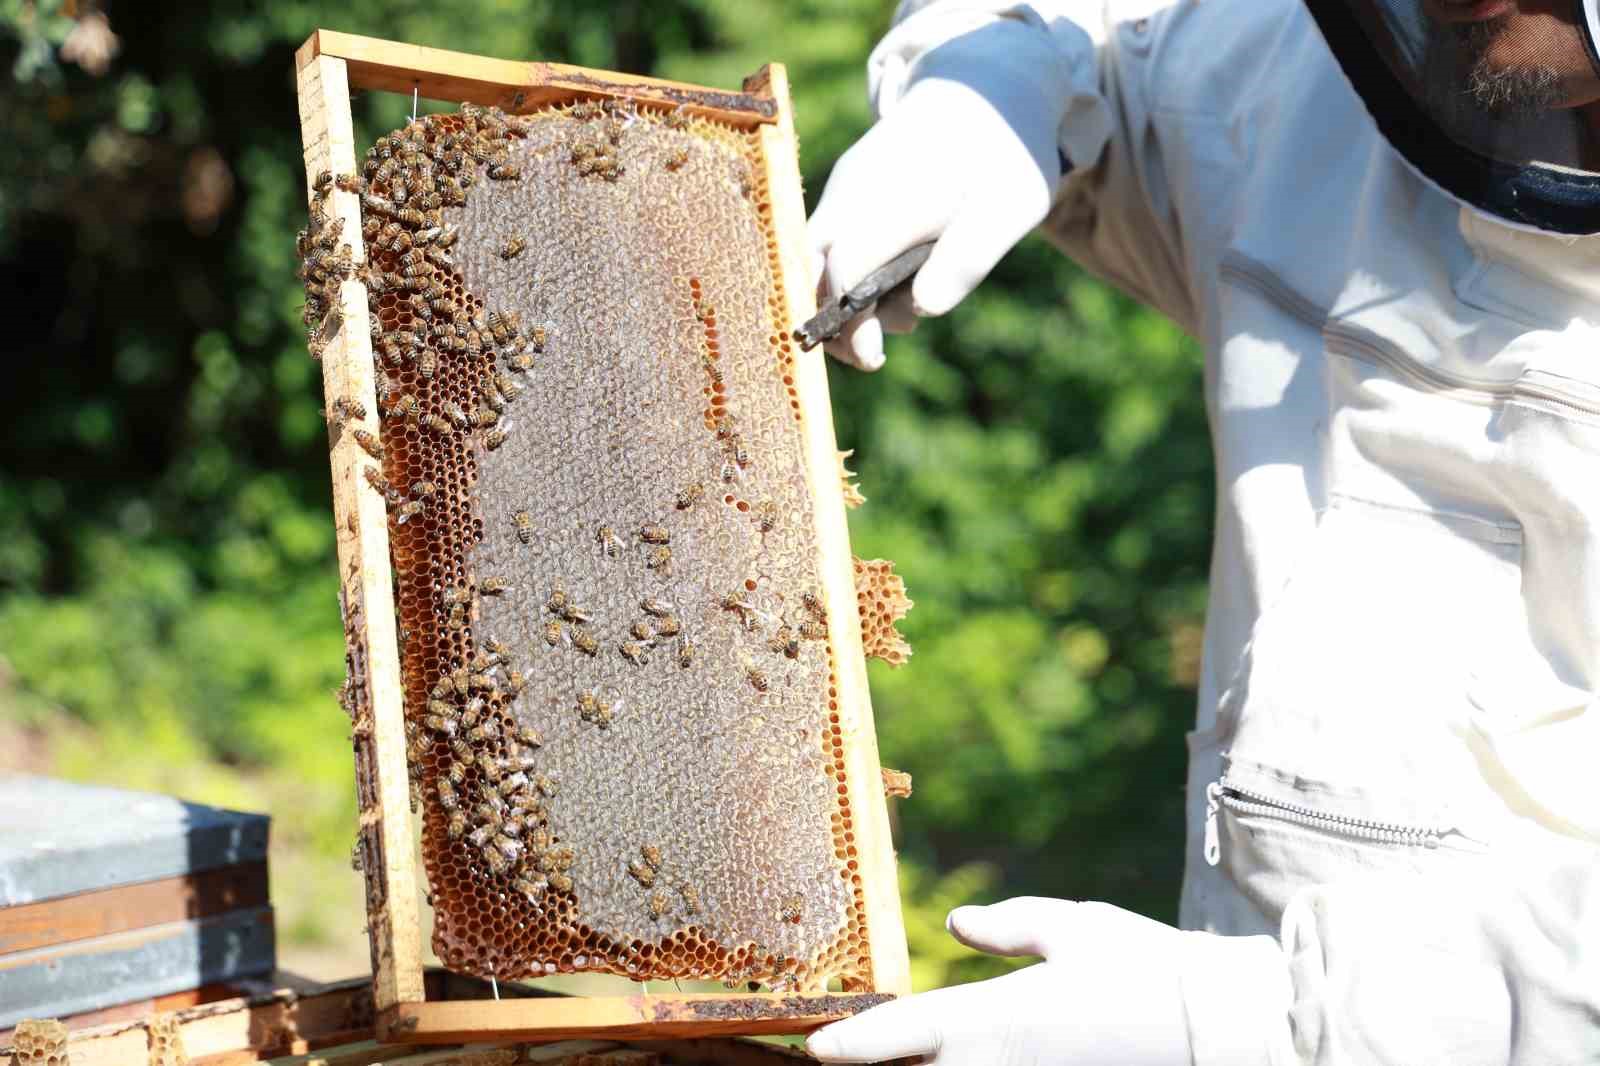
806;18;1073;371
806;897;1295;1066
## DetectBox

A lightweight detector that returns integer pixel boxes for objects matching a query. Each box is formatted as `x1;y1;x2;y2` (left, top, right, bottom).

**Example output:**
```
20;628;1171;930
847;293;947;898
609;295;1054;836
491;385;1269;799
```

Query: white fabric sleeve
867;1;1115;168
862;0;1201;330
1280;855;1600;1065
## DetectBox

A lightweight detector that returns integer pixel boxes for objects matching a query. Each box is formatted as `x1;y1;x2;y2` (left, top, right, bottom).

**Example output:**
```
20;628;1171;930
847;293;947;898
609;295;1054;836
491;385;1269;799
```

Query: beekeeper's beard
1424;18;1566;119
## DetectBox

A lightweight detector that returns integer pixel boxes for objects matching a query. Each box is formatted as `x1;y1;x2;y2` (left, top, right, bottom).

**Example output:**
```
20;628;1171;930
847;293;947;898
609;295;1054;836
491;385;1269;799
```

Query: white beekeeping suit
805;2;1600;1064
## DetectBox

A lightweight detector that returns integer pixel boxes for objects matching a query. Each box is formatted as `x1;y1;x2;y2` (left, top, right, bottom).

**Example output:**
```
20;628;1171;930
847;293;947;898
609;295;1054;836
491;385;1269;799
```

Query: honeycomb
146;1015;187;1066
837;451;865;510
10;1021;66;1066
302;98;911;990
852;559;912;668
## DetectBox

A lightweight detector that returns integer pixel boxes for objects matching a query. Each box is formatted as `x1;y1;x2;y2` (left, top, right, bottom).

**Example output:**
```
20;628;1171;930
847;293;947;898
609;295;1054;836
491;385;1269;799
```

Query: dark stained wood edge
0;864;270;956
295;31;776;126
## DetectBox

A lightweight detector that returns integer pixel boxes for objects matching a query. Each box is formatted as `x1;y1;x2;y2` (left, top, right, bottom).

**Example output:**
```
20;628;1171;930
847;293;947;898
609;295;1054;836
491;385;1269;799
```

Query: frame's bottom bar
377;993;894;1043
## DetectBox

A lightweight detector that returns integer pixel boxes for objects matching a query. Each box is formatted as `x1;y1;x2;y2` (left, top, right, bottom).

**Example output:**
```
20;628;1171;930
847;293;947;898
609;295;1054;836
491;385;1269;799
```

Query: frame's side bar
747;64;913;996
296;30;777;128
295;54;426;1013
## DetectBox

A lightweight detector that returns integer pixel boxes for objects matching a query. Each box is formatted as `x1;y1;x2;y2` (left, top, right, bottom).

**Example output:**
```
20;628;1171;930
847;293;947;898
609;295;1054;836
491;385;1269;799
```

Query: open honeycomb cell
332;100;893;990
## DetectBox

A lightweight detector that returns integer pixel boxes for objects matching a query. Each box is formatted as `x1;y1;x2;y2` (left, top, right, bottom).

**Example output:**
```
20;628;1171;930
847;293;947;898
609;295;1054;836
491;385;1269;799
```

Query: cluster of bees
624;843;703;922
406;634;578;901
565;99;695;181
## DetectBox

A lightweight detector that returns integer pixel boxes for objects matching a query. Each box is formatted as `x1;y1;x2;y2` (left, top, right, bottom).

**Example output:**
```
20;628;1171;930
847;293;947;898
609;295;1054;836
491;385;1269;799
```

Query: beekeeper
804;1;1600;1063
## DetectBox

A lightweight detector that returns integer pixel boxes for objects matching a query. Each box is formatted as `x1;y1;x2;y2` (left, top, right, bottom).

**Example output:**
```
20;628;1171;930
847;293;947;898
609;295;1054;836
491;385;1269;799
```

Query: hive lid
0;776;270;906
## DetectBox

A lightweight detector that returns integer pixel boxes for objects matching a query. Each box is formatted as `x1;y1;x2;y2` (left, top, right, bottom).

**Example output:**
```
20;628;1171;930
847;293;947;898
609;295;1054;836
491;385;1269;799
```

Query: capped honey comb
313;97;908;992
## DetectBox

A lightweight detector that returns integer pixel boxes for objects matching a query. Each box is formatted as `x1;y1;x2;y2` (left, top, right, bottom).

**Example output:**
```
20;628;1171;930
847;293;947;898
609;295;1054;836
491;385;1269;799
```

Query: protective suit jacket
869;1;1600;1062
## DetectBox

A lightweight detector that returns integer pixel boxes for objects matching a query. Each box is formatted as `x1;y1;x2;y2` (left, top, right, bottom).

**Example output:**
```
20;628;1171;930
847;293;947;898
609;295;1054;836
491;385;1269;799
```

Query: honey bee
451;666;472;697
780;895;804;924
654;614;681;639
411;480;437;499
754;500;778;533
545;586;571;615
483;845;512;876
506;351;536;372
548;872;573;894
398;207;428;227
437;225;459;249
646;546;672;575
648;892;671;919
352;428;384;460
446;811;468;840
483;636;512;659
515;724;543;748
570;627;598;656
542;620;564;647
619;641;650;666
696;300;716;323
628;859;656;888
640;597;672;617
746;664;769;693
499;235;526;260
418;350;438;380
629;620;652;642
639;523;671;544
513;876;547;900
488;163;521;180
485;428;508;450
679;884;700;913
479;576;508;595
313;169;334;193
493;371;523;399
476;750;503;779
391;393;421;421
593;525;621;557
769;625;800;659
571;101;601;120
435;401;467;429
641;844;662;869
333;396;366;422
675;483;704;509
436;778;460;811
720;459;740;484
450;737;473;762
534;774;558;796
799;620;827;641
802;592;827;619
729;435;751;468
527;326;547;349
396;499;427;524
334;170;364;193
446;759;468;786
664;104;690;129
469;673;500;694
363;466;390;496
423;412;452;435
513;510;534;544
466;825;494;850
677;640;696;669
474;407;500;428
665;147;689;171
442;585;472;607
497;771;529;796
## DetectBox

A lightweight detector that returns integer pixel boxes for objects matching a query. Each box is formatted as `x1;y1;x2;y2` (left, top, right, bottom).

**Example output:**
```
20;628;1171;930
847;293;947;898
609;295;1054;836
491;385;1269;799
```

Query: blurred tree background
0;0;1210;990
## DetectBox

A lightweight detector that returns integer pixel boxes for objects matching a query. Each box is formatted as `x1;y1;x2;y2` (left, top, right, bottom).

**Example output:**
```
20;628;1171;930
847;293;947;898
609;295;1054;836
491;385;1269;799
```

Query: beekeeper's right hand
806;13;1103;370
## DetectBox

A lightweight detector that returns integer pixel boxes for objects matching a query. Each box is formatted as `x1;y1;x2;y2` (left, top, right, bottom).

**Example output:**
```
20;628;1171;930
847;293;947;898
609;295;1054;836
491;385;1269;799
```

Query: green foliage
0;0;1210;990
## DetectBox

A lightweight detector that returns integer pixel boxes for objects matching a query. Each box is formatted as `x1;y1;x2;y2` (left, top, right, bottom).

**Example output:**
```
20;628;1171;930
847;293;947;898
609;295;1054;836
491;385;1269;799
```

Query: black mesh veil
1303;0;1600;233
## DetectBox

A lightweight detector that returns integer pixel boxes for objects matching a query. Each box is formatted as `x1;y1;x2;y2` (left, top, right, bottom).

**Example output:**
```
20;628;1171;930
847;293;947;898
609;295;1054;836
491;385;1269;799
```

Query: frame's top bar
297;30;778;126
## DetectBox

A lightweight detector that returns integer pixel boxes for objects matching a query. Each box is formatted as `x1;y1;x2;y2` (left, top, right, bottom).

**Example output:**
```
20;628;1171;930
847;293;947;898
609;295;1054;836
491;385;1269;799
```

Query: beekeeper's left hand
805;896;1292;1066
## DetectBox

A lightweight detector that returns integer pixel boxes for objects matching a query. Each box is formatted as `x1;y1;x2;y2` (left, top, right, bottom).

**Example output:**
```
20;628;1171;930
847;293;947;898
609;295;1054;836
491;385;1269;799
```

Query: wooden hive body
294;31;909;1041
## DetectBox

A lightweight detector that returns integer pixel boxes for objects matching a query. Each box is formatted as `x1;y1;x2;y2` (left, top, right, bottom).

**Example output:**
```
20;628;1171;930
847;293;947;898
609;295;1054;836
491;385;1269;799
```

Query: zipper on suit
1204;779;1460;866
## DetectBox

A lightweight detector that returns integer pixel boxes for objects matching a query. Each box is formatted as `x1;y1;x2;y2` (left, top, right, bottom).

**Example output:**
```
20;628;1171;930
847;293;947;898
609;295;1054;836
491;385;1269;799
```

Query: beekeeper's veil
1304;0;1600;233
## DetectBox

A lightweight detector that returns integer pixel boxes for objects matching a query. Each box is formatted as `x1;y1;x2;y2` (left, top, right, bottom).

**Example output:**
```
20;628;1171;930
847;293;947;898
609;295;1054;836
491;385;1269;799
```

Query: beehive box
295;31;911;1040
0;778;274;1028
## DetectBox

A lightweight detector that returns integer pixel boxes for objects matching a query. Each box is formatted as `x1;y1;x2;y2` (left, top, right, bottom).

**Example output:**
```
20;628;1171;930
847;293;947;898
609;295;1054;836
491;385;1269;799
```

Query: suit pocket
1205;493;1519;920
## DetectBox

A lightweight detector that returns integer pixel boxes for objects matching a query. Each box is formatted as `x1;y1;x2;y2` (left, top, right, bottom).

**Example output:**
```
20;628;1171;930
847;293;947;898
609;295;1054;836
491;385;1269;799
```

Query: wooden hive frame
293;30;910;1044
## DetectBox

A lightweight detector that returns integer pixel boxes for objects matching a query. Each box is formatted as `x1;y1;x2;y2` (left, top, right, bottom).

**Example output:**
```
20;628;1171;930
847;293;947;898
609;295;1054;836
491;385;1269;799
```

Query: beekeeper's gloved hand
805;897;1294;1066
806;17;1081;371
